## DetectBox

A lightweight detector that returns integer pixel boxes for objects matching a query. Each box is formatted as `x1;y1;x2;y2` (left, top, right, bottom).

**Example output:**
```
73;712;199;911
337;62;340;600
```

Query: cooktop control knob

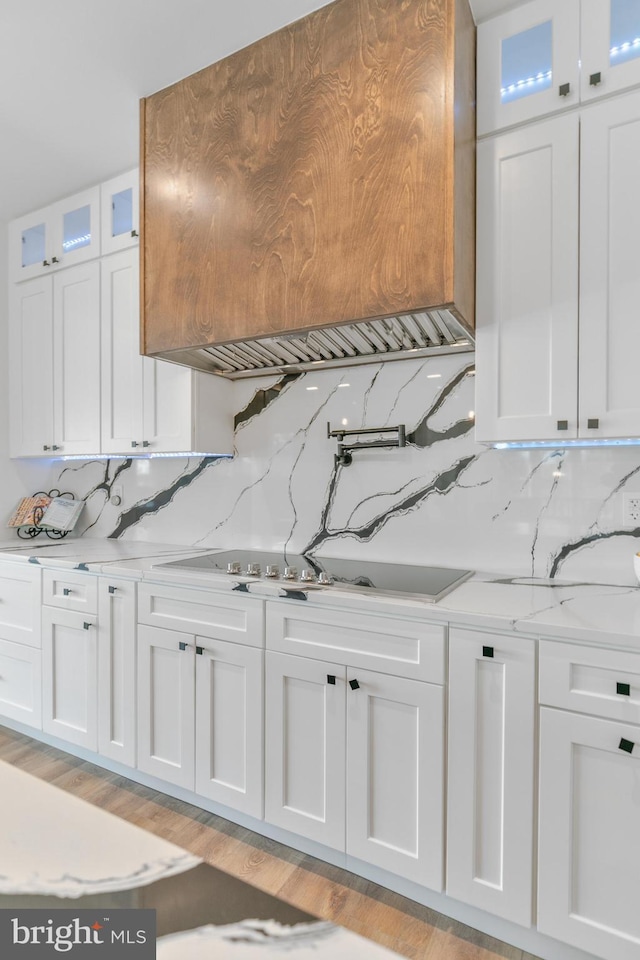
265;564;280;578
226;561;241;575
283;566;297;580
246;563;261;576
300;568;317;583
318;571;333;585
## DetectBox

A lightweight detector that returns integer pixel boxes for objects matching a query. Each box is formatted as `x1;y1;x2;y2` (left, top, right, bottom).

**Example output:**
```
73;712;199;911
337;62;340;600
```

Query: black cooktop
156;550;473;603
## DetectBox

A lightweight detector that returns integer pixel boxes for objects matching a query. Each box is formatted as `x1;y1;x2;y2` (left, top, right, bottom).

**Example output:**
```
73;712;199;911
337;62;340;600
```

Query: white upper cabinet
9;276;55;456
477;0;580;135
475;115;580;442
100;169;139;255
478;0;640;136
10;186;100;282
581;0;640;101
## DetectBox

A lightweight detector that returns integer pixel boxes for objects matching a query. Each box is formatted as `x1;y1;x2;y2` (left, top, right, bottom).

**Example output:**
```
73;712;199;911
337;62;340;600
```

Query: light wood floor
0;726;540;960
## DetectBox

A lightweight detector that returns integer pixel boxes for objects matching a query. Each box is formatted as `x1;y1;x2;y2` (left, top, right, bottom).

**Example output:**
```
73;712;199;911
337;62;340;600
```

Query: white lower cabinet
137;621;264;817
97;578;136;767
0;638;41;729
42;606;98;750
265;648;444;889
538;707;640;960
446;629;536;926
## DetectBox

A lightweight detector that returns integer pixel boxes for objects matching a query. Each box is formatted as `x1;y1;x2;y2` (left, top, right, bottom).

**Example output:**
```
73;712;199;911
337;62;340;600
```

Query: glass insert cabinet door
52;187;100;268
581;0;640;100
477;0;581;135
100;169;139;255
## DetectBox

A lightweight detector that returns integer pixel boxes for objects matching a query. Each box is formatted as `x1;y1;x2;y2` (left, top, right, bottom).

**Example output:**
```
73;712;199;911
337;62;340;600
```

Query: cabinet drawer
266;601;445;682
539;639;640;724
42;569;98;613
138;582;264;647
0;562;42;647
0;637;41;728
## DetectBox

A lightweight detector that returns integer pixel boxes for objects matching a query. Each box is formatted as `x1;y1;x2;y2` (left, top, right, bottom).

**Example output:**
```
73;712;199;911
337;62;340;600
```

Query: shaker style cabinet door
346;668;444;890
9;277;55;456
581;0;640;102
49;186;101;270
97;578;137;767
42;606;98;750
538;707;640;960
475;114;580;442
446;629;536;926
265;652;346;850
578;89;640;438
477;0;580;135
195;637;264;818
137;624;195;790
101;169;139;255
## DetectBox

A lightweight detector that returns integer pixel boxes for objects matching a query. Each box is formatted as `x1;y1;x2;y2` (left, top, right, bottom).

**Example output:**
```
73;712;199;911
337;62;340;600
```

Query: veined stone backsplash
11;353;640;586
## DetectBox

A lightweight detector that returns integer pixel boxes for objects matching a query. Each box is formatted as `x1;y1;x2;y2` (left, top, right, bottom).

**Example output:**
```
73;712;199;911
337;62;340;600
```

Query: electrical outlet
623;493;640;526
110;485;123;507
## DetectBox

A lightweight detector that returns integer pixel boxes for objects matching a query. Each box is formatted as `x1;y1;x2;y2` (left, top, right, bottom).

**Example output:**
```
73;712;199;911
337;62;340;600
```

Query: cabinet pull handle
483;645;494;658
619;738;635;754
559;82;571;97
327;674;336;685
349;678;360;690
196;646;204;655
587;418;599;429
178;642;188;651
83;621;91;630
63;588;72;596
557;420;568;431
108;585;117;594
617;682;631;697
589;72;601;86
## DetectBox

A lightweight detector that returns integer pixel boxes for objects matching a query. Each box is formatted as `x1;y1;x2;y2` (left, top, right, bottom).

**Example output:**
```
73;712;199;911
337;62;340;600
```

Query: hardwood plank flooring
0;727;539;960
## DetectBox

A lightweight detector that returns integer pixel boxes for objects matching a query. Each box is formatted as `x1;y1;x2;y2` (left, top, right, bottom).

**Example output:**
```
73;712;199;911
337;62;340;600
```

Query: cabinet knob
108;585;117;594
619;738;635;754
589;72;602;87
178;641;188;651
196;646;204;655
482;645;494;658
43;445;51;451
63;588;72;596
142;440;150;448
42;259;51;267
52;445;60;451
131;440;139;448
83;621;91;630
559;82;571;97
557;420;569;431
51;256;60;264
327;674;336;685
131;229;139;238
349;678;360;690
617;682;631;697
587;418;600;429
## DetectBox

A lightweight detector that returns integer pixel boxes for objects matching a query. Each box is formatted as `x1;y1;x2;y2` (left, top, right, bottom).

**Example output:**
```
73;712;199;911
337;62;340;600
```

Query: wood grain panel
141;0;475;355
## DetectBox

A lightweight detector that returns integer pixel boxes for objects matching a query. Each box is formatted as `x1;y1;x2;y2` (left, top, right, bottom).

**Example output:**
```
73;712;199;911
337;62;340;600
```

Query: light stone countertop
0;537;639;650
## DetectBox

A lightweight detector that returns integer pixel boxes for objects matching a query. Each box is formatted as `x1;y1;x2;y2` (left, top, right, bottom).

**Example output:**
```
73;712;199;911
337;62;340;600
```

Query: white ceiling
0;0;526;227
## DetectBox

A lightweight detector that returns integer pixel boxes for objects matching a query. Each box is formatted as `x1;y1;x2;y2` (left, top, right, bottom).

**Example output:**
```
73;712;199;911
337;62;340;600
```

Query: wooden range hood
141;0;476;378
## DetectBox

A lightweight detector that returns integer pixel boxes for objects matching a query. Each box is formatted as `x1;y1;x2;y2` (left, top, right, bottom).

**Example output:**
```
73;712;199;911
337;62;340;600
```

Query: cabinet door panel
101;169;139;255
582;0;640;102
137;624;195;789
42;607;98;749
265;652;345;849
52;262;101;455
0;638;41;729
539;708;640;960
579;91;640;437
0;563;42;647
98;579;136;767
101;249;144;454
142;358;193;453
447;629;535;926
475;115;579;441
9;277;54;456
195;638;263;817
346;669;444;890
477;0;580;135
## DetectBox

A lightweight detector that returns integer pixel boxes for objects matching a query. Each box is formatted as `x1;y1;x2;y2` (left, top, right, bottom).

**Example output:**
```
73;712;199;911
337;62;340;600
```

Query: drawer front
138;582;264;647
0;562;42;647
0;637;41;728
539;639;640;723
266;601;445;682
42;569;98;614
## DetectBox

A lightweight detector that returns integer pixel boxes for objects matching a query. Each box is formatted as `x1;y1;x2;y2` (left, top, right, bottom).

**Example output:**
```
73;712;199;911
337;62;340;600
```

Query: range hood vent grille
184;310;474;379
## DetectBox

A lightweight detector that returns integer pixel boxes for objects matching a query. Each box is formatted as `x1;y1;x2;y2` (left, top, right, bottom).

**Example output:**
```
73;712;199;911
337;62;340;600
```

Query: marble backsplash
13;353;640;586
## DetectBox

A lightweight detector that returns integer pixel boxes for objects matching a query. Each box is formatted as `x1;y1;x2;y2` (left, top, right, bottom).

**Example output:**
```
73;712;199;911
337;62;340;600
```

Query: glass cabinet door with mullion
477;0;580;135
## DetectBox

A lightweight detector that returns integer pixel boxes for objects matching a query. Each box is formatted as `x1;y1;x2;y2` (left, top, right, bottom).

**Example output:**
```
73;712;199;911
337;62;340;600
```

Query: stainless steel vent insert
191;310;474;379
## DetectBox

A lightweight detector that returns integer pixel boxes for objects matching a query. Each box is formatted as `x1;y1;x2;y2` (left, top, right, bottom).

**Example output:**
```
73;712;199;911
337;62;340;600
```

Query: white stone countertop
0;537;639;650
